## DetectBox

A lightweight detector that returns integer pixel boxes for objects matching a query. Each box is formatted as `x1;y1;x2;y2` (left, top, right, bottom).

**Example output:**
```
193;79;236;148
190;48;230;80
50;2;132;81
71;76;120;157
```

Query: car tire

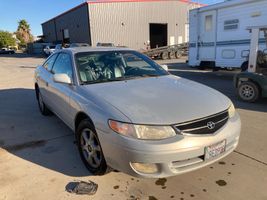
36;88;51;116
76;119;107;175
238;81;260;102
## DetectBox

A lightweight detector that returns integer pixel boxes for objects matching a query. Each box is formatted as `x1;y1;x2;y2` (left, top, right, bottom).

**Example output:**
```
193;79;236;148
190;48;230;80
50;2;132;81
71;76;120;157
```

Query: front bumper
98;112;241;178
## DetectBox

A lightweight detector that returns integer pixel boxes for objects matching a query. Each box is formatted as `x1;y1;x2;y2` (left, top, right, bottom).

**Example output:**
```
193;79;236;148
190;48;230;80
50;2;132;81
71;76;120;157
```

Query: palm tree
16;19;33;46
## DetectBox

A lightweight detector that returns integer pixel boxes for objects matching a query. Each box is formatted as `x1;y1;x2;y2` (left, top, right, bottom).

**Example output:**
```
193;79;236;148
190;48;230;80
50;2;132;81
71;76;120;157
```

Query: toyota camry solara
34;47;241;178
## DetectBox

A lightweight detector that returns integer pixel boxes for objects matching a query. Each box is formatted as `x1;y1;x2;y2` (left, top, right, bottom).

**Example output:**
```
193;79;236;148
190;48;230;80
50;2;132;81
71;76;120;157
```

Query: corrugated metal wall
42;4;91;44
42;1;199;48
42;20;57;43
54;4;91;44
89;1;198;50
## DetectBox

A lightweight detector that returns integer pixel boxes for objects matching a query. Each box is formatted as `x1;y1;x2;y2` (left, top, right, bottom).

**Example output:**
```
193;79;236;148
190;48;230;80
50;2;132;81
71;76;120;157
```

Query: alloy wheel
80;128;102;169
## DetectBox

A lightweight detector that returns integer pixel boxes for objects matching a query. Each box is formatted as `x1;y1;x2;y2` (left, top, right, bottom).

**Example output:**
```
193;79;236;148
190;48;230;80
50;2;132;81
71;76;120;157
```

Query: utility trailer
189;0;267;69
143;43;188;60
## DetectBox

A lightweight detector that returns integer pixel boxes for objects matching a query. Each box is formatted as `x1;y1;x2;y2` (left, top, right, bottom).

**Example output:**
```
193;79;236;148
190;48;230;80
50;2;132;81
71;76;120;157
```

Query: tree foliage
0;31;16;48
16;19;34;46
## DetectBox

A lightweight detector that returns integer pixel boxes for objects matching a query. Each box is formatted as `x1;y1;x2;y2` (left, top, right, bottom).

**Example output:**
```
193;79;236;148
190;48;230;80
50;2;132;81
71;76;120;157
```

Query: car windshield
75;51;168;84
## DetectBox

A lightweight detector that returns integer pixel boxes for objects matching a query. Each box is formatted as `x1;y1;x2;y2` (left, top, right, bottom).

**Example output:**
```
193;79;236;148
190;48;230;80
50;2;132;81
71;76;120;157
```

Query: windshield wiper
81;76;137;85
137;74;160;77
80;74;161;85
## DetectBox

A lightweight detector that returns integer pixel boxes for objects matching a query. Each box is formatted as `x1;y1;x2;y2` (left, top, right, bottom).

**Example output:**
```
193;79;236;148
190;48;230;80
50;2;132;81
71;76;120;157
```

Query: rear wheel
238;81;260;102
36;88;51;115
77;120;107;175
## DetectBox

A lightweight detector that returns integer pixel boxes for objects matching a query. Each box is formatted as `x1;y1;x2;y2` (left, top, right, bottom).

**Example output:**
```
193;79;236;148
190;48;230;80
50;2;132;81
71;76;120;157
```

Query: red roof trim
88;0;205;6
42;0;205;25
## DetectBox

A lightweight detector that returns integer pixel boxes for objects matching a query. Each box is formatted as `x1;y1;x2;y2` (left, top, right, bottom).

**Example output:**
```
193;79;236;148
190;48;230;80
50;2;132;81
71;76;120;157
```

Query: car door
48;52;74;127
37;54;58;107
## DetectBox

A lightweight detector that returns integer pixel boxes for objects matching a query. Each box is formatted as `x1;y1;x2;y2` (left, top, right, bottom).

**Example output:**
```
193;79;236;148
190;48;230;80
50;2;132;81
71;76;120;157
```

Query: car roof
61;47;133;54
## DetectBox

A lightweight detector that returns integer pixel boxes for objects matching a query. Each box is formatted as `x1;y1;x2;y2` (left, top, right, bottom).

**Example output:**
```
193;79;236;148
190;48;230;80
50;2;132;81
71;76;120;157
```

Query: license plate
205;140;226;160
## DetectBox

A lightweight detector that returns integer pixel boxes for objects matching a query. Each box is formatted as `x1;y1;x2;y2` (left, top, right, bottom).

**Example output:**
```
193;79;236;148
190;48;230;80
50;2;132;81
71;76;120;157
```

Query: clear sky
0;0;223;37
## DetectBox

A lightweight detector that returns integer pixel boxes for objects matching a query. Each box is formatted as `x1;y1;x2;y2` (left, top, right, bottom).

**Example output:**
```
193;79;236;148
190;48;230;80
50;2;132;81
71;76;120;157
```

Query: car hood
82;75;231;125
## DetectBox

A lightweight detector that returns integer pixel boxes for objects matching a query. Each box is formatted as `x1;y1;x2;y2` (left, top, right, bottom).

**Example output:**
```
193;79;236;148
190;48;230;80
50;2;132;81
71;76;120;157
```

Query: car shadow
0;53;45;59
0;88;90;177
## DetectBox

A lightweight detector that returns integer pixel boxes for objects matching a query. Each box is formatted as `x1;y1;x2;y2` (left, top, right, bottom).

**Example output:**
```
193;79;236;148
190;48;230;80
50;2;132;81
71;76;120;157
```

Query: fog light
130;162;158;174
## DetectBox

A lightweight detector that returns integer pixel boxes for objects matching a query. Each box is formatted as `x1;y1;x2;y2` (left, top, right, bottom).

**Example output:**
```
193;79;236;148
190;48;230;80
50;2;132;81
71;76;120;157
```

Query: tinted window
52;53;73;78
75;51;168;84
43;54;58;71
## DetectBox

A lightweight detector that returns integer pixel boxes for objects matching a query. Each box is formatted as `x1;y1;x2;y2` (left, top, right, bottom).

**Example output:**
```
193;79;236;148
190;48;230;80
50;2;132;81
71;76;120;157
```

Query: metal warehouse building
42;0;201;50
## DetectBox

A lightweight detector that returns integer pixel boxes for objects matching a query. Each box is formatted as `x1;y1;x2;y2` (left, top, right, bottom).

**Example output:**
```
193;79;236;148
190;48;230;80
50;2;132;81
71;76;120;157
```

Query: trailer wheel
175;51;182;59
161;52;169;60
168;51;176;59
238;81;260;102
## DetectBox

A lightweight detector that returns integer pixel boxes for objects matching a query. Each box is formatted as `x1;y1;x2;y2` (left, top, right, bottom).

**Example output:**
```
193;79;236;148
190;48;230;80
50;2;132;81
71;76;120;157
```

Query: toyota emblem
207;121;216;130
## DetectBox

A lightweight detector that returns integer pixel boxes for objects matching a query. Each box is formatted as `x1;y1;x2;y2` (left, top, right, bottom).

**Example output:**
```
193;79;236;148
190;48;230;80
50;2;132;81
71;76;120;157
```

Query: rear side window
43;54;58;71
52;53;73;78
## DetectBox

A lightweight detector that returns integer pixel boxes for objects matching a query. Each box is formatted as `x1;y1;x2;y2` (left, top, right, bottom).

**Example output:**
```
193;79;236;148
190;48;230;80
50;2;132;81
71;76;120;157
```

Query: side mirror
161;64;169;71
53;73;72;84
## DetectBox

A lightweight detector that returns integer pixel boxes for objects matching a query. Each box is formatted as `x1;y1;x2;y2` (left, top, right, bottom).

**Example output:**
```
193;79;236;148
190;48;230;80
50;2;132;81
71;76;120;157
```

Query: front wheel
36;89;51;115
77;120;107;175
238;81;260;102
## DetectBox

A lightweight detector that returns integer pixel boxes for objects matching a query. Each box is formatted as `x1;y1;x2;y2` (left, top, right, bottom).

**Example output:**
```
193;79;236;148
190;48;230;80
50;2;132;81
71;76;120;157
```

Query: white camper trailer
189;0;267;69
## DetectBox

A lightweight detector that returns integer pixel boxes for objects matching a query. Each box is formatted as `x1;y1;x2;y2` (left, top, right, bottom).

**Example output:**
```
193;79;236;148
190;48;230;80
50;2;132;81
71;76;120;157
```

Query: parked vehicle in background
54;44;63;52
189;0;267;69
234;26;267;102
34;47;240;178
70;43;90;48
143;43;187;60
43;45;56;56
0;48;15;54
96;42;115;47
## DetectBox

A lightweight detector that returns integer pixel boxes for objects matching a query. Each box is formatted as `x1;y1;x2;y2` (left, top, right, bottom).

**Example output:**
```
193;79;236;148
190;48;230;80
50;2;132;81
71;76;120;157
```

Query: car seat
103;59;125;79
79;63;96;82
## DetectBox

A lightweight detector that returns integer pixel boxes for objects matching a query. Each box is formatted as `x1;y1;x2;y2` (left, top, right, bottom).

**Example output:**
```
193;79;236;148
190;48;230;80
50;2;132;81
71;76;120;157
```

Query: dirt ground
0;54;267;200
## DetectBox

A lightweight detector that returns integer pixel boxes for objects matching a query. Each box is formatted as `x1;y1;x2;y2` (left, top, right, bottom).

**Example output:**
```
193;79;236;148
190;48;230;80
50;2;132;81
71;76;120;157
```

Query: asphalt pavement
0;55;266;200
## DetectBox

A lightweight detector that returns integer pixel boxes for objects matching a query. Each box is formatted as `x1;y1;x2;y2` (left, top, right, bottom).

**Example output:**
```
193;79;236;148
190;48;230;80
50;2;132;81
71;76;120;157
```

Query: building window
224;19;239;30
205;15;213;32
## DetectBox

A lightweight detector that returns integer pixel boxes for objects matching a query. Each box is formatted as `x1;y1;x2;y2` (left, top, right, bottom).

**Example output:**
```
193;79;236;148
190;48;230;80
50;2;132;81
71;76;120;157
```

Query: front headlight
228;103;236;118
108;120;176;140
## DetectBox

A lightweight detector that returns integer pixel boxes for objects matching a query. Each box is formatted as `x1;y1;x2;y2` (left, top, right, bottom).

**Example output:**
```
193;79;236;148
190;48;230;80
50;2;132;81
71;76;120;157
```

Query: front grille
174;110;229;135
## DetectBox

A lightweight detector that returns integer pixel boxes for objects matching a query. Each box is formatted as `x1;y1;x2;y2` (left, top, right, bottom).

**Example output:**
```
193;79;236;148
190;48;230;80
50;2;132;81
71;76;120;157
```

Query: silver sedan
34;47;241;178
